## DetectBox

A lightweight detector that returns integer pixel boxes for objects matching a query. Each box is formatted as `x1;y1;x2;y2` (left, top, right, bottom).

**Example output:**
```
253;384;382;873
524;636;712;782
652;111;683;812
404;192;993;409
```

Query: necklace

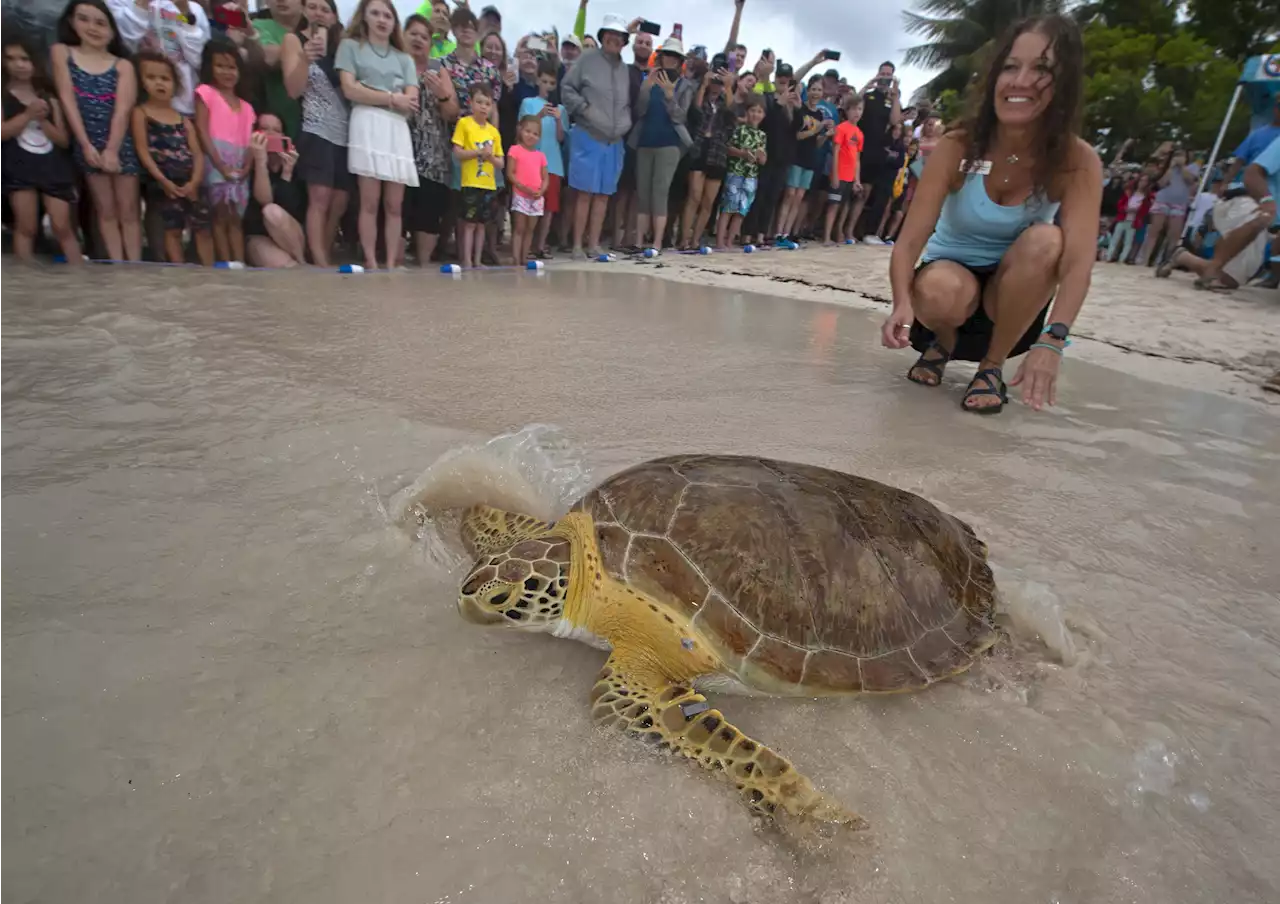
370;41;392;59
1003;153;1020;184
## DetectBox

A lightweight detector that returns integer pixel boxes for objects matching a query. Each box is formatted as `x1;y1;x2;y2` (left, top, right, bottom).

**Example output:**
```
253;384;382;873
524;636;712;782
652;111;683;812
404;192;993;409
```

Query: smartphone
527;36;549;53
639;20;661;36
213;4;248;29
877;76;892;89
823;49;841;61
264;133;293;154
427;56;442;72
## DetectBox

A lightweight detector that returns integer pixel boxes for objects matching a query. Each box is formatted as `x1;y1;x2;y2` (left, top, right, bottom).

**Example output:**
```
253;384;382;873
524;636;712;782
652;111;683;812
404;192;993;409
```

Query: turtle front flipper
460;504;553;557
590;655;868;831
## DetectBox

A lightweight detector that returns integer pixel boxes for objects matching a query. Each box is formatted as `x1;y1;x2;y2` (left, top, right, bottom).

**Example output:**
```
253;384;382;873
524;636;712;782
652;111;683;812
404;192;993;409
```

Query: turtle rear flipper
590;654;868;832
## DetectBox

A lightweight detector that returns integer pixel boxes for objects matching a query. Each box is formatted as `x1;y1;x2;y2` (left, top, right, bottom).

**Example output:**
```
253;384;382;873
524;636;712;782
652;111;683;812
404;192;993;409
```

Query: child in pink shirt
506;115;548;266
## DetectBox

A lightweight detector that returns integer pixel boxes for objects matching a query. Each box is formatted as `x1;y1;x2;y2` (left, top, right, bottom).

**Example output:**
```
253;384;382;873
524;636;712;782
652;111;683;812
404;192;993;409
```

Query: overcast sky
330;0;936;98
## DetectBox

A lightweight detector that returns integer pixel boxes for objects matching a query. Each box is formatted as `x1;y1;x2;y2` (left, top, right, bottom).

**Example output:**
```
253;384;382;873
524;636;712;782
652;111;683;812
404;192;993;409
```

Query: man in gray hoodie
560;13;633;260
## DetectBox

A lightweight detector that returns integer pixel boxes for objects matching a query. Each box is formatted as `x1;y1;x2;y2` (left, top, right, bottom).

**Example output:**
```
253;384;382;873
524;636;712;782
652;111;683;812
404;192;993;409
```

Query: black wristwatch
1044;322;1071;342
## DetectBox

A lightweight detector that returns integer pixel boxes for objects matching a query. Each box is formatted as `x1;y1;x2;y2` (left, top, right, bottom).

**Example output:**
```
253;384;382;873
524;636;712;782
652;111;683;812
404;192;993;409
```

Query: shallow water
3;264;1278;904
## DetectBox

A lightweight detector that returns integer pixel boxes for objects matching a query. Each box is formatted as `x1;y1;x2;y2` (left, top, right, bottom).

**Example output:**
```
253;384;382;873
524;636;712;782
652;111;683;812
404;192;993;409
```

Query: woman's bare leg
113;174;142;260
193;229;214;266
415;231;439;267
85;174;123;260
692;179;721;249
1136;212;1165;266
967;224;1064;410
534;209;554;254
681;171;705;247
907;261;983;385
357;175;381;269
307;183;334;265
44;195;82;264
263;203;307;263
162;229;184;263
382;181;406;269
246;234;298;268
8;190;39;261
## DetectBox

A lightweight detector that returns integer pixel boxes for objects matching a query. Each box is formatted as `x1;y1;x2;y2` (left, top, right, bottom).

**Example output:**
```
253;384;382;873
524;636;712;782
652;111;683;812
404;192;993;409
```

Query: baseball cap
479;5;501;21
823;68;840;80
561;33;582;49
775;62;793;78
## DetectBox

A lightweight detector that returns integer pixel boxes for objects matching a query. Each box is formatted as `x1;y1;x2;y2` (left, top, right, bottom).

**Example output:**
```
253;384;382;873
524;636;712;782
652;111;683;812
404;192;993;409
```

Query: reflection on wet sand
2;265;1278;904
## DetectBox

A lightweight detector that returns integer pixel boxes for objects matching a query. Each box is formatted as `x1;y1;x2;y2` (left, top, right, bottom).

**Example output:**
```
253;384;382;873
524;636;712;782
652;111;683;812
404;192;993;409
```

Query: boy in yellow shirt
452;84;504;269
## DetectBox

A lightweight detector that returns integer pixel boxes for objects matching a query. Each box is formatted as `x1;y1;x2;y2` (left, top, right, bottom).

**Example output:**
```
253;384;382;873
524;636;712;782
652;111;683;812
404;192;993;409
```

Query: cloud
357;0;936;97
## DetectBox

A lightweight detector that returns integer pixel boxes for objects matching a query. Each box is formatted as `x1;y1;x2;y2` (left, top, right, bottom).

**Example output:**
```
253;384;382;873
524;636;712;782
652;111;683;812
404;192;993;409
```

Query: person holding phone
282;0;351;267
243;112;308;267
518;58;567;258
849;60;901;244
404;13;459;267
627;36;693;254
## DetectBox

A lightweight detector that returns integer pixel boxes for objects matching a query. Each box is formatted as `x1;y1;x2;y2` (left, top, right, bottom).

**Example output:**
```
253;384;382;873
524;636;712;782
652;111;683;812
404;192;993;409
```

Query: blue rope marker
845;238;856;245
699;246;713;255
526;259;544;270
338;264;364;274
743;244;756;253
440;264;461;274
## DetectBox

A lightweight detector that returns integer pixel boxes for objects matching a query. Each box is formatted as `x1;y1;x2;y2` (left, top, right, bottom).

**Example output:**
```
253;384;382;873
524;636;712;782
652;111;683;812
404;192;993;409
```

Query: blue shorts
720;173;757;216
786;165;814;190
568;128;625;195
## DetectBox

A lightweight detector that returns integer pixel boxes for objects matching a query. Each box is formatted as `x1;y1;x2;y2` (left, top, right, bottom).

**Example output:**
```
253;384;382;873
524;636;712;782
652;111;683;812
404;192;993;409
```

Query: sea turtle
456;454;1002;830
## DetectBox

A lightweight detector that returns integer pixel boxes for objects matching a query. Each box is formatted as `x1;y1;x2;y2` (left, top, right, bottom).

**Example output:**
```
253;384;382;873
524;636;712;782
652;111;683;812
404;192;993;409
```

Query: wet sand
605;245;1280;405
3;265;1278;904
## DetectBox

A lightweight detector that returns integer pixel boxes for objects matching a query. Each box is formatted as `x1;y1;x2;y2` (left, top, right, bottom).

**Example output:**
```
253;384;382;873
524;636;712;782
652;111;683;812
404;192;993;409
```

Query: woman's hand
655;70;674;98
1008;346;1061;411
304;31;326;60
160;178;181;199
502;67;517;89
26;97;50;120
101;147;120;173
422;70;444;99
250;129;270;162
880;304;914;349
80;141;104;170
390;92;417;114
280;147;299;179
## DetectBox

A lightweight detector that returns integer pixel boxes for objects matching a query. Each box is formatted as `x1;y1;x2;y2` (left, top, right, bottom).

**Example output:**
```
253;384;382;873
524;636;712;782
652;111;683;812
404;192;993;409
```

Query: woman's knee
1012;223;1063;264
913;266;979;326
262;203;294;231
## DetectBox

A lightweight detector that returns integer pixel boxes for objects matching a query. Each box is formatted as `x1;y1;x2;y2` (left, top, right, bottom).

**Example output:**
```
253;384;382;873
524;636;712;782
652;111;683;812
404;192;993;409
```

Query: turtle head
458;505;571;629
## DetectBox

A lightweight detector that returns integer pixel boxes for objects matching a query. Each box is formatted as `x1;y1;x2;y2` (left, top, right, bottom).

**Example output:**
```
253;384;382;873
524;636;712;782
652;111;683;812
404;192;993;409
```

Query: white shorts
1212;196;1270;286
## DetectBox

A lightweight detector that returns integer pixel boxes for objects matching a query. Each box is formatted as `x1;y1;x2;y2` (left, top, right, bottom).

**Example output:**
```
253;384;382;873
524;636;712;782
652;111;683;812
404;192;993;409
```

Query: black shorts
459;186;496;223
908;260;1052;363
826;182;853;204
405;179;449;235
294;132;354;192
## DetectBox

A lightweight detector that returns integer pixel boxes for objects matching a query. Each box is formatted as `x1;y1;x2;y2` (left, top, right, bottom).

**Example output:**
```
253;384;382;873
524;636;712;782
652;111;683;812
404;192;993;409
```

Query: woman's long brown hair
949;14;1085;201
346;0;406;52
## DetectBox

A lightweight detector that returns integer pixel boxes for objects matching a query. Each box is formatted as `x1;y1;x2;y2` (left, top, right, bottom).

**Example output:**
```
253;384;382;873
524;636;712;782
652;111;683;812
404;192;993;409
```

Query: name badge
959;159;992;175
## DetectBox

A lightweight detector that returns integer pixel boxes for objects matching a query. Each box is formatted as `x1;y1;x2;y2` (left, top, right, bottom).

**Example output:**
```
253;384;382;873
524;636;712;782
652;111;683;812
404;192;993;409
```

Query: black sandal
962;366;1008;414
906;341;951;387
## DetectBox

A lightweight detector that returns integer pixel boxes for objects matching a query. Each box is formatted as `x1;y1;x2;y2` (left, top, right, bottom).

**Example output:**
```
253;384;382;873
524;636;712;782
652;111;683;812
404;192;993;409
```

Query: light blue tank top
923;172;1060;269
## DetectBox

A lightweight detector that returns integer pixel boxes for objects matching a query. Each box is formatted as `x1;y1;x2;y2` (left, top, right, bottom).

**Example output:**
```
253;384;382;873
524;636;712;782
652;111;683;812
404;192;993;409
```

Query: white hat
598;13;629;38
561;33;583;49
658;36;685;57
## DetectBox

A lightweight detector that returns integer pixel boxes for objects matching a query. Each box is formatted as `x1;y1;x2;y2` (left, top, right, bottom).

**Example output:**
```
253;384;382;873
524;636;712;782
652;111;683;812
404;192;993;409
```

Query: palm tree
902;0;1071;98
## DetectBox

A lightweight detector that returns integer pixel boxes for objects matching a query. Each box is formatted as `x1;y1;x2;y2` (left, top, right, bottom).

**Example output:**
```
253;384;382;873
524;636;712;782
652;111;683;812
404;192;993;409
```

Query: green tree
1185;0;1280;61
902;0;1069;96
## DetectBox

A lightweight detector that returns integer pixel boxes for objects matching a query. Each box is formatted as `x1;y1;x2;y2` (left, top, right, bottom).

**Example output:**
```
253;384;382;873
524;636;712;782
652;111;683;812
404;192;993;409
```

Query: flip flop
1193;274;1234;293
1155;249;1183;279
961;366;1008;415
906;340;951;387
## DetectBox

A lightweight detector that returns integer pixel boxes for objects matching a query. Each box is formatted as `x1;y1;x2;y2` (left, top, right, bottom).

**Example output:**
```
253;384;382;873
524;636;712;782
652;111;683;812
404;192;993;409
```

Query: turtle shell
569;454;999;694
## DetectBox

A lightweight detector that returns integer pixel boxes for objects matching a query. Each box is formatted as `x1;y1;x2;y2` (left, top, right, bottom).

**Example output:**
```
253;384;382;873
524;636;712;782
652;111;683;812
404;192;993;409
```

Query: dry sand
568;246;1280;407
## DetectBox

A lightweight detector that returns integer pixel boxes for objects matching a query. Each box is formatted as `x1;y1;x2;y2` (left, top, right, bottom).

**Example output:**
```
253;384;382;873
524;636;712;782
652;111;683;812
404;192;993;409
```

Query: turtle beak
458;597;506;625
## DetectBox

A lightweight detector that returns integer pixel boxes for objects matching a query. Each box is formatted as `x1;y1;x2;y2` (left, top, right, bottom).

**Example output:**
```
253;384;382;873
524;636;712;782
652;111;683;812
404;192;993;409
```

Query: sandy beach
582;245;1280;406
